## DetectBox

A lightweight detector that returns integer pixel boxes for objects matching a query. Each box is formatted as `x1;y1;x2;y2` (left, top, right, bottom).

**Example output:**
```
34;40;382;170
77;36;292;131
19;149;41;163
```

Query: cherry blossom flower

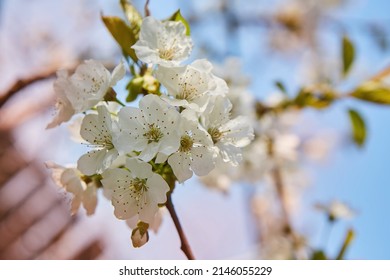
115;94;181;162
156;59;227;112
101;158;169;223
77;105;119;175
168;115;215;183
132;16;192;67
315;200;355;221
47;60;125;128
202;96;254;165
45;161;98;215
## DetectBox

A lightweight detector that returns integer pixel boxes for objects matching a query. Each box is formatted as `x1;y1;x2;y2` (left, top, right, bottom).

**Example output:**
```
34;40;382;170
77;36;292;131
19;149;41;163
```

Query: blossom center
129;178;149;209
143;123;164;144
208;127;223;144
130;178;148;194
177;82;199;101
179;135;194;152
158;48;176;61
93;134;114;150
158;37;179;61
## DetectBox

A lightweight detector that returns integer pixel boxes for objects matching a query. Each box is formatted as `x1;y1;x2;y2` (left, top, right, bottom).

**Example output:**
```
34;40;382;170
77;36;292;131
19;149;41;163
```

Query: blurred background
0;0;389;259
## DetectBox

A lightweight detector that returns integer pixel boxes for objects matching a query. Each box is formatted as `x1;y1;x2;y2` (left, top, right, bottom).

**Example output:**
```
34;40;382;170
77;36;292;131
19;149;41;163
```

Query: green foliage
342;35;355;77
275;81;288;95
169;10;191;36
294;88;336;109
101;15;138;62
351;81;390;104
126;77;144;102
348;109;366;147
311;250;327;260
336;229;355;260
126;72;161;102
120;0;142;34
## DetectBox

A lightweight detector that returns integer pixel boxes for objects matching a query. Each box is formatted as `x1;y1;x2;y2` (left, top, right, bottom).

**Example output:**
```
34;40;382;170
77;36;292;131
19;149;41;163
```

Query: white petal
82;184;98;215
101;168;139;220
45;161;66;186
168;152;193;183
191;146;215;176
125;158;153;179
138;142;160;162
217;142;242;166
77;149;108;175
204;95;232;128
155;152;168;164
159;133;180;157
110;61;126;87
147;173;169;203
60;168;85;194
221;116;254;148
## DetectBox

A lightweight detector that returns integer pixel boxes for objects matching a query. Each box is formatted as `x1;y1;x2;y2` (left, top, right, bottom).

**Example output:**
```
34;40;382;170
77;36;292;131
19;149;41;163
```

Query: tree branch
0;71;58;108
271;167;293;236
166;195;195;260
144;0;151;17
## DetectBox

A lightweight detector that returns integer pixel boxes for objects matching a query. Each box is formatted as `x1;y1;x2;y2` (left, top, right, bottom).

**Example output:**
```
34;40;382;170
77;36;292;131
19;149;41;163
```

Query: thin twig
144;0;151;17
271;167;293;236
166;195;195;260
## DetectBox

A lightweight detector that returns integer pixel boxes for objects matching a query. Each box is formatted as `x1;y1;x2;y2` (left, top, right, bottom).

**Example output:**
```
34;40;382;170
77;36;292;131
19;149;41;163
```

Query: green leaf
275;81;288;95
342;35;355;77
169;9;190;36
120;0;142;32
336;229;355;260
311;250;327;260
101;15;138;62
126;77;144;102
294;88;336;109
348;109;366;147
351;81;390;104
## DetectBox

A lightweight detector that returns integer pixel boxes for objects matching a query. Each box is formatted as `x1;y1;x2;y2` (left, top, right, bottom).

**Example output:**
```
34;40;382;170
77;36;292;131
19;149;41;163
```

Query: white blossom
168;114;215;183
101;158;169;223
132;16;192;67
77;105;119;175
115;94;181;162
45;161;98;215
202;96;254;165
213;57;250;88
47;60;125;128
46;70;76;129
315;200;355;220
156;59;227;112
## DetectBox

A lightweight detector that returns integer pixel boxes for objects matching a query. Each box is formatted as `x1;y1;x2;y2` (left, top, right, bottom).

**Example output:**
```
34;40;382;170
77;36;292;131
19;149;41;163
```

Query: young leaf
336;229;355;260
169;10;190;36
120;0;142;31
311;250;327;260
348;109;366;147
342;35;355;77
101;15;138;62
351;81;390;104
275;81;288;95
126;77;144;102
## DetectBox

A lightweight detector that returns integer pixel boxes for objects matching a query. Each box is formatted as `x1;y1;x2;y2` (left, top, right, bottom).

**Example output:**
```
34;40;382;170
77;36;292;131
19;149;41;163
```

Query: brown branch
270;167;293;236
144;0;151;17
166;195;195;260
0;70;58;108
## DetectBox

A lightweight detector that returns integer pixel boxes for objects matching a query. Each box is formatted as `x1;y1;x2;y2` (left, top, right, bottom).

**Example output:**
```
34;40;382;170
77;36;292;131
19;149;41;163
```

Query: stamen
179;134;194;152
143;123;164;144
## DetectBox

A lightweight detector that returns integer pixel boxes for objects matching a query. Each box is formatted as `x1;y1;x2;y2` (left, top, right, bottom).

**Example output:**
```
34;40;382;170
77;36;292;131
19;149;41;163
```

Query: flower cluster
47;15;253;247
